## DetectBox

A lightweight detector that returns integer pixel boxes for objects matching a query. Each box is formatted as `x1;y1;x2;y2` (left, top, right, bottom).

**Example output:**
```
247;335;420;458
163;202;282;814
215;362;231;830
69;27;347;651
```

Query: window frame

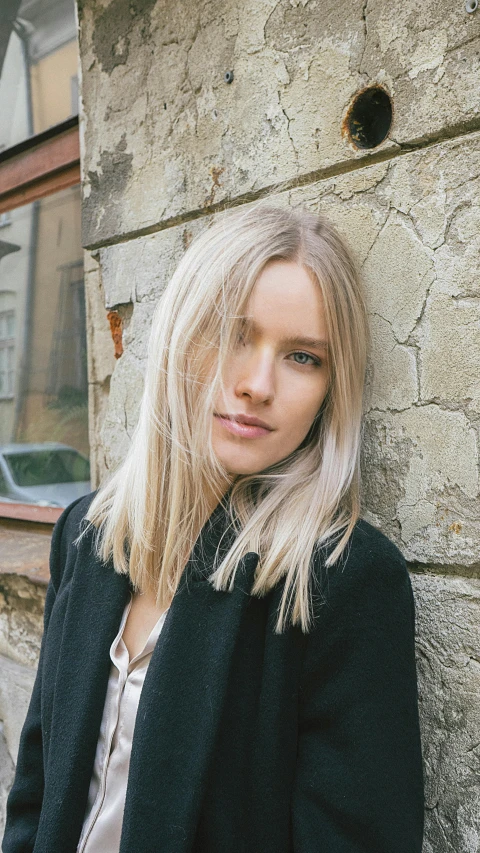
0;501;62;523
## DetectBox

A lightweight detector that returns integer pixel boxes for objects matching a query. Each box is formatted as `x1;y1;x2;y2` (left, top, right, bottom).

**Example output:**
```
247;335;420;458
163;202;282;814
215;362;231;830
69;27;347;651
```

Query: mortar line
84;117;480;253
408;561;480;579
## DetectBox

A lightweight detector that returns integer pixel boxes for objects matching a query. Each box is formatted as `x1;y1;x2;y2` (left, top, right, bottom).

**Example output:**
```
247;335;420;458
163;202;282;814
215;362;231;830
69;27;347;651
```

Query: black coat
3;490;424;853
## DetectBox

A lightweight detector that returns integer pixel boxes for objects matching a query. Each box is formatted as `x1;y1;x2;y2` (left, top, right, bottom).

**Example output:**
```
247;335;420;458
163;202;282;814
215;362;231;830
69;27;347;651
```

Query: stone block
100;349;147;473
412;572;480;853
88;379;112;489
0;654;36;763
0;722;14;838
418;294;480;415
84;248;117;386
367;313;418;412
361;212;435;343
77;0;480;247
0;576;45;669
99;220;208;309
363;406;479;564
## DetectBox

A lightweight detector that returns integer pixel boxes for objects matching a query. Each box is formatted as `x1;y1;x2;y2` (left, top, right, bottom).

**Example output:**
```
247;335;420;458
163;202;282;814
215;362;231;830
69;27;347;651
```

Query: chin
215;452;267;477
221;462;262;476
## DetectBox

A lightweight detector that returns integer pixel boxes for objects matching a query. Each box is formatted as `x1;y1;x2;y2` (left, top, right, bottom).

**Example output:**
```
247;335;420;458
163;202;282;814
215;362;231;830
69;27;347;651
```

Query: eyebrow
239;317;329;351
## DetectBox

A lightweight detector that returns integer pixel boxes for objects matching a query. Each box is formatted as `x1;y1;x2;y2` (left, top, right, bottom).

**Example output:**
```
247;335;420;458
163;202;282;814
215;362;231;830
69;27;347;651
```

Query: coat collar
43;495;260;853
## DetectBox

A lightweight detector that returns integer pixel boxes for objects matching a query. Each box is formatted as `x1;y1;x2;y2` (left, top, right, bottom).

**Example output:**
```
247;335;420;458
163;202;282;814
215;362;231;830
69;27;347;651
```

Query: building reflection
0;0;90;508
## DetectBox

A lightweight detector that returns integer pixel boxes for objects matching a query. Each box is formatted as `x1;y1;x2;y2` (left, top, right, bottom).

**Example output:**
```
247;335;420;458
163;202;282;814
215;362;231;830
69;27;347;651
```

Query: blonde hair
76;202;368;633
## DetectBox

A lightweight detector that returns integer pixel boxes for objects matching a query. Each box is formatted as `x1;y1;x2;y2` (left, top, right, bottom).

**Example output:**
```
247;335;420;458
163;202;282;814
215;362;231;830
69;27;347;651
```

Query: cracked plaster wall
74;1;480;847
92;138;480;853
76;0;480;247
3;0;479;849
0;576;45;836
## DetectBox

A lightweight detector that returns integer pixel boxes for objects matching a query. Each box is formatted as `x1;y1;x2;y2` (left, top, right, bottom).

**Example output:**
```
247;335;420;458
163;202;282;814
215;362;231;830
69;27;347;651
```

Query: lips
214;414;273;438
215;413;273;430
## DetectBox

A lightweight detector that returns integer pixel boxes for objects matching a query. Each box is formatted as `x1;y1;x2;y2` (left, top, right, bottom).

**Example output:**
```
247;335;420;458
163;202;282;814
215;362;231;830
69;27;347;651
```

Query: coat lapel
43;495;260;853
120;547;260;853
41;529;132;851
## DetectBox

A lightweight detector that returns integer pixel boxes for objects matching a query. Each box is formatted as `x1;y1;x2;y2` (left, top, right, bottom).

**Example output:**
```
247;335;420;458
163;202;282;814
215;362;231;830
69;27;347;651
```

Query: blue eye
235;333;321;367
290;351;321;367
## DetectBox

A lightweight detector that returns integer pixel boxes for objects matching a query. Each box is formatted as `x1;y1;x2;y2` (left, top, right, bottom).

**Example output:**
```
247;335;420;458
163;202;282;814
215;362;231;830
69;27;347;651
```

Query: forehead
241;261;328;347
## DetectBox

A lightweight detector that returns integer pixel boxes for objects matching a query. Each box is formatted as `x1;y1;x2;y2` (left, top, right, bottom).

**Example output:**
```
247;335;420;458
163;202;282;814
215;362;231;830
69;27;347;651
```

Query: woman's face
212;260;330;476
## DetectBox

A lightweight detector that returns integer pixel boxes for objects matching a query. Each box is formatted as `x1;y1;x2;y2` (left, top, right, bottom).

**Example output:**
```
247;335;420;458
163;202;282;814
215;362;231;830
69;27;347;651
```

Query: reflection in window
4;447;90;487
0;213;13;228
0;0;78;151
0;307;16;398
0;185;90;508
46;260;87;404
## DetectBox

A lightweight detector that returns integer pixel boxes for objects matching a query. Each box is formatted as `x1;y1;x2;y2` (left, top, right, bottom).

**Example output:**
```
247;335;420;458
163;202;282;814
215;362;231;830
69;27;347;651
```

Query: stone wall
77;0;480;848
0;522;50;837
2;0;479;848
86;142;480;849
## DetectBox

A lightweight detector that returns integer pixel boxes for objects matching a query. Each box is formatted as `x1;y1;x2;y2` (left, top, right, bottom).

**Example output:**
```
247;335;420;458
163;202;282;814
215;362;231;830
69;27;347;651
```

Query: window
0;186;89;511
0;0;89;519
0;0;79;151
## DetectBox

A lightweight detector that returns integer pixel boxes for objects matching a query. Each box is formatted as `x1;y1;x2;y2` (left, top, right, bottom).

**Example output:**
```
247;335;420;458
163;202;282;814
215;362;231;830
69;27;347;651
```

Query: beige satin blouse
76;593;169;853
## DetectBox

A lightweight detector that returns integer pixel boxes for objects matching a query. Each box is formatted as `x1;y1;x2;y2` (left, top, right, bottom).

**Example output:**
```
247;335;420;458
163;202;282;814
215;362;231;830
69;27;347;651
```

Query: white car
0;442;91;508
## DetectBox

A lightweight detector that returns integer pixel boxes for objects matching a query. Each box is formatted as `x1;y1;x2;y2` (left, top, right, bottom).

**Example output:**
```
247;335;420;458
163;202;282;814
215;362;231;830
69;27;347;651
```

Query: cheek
286;380;328;423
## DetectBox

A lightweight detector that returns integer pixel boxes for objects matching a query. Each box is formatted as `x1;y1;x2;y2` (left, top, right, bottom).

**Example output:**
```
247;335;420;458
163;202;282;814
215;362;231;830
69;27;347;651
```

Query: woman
3;204;425;853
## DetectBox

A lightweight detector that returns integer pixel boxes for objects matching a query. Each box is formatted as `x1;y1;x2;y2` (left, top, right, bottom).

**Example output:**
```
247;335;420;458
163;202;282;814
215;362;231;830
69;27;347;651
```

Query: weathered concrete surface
84;248;117;486
96;132;480;569
0;655;37;761
0;653;37;836
412;573;480;853
0;531;48;829
77;0;480;248
0;720;15;838
0;574;45;668
0;578;41;835
0;524;51;585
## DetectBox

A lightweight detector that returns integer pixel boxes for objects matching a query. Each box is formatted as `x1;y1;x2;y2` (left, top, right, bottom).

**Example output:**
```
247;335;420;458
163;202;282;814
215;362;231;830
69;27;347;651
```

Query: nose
234;348;275;404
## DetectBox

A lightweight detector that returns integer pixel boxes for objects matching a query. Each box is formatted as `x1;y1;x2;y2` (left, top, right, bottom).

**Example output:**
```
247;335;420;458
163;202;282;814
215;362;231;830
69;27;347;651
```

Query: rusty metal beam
0;119;80;214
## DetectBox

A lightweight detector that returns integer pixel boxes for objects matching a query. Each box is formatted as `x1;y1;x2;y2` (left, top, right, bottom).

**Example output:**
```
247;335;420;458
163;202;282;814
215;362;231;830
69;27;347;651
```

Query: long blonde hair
75;202;368;633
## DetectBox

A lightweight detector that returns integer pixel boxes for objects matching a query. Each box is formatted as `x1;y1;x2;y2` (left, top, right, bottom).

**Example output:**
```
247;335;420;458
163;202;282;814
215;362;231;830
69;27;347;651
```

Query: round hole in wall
343;85;393;150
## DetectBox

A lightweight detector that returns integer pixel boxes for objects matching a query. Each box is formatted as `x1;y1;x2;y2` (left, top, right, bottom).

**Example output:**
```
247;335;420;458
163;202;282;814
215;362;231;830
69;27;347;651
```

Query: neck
202;477;235;522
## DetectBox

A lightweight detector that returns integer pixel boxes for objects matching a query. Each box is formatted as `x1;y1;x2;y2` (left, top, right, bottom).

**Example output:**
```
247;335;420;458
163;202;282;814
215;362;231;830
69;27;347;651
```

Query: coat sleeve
291;525;425;853
2;496;87;853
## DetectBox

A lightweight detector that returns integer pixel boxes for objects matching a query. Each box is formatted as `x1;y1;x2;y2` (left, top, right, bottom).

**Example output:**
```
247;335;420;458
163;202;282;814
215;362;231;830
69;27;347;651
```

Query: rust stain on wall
204;165;225;207
107;310;123;358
